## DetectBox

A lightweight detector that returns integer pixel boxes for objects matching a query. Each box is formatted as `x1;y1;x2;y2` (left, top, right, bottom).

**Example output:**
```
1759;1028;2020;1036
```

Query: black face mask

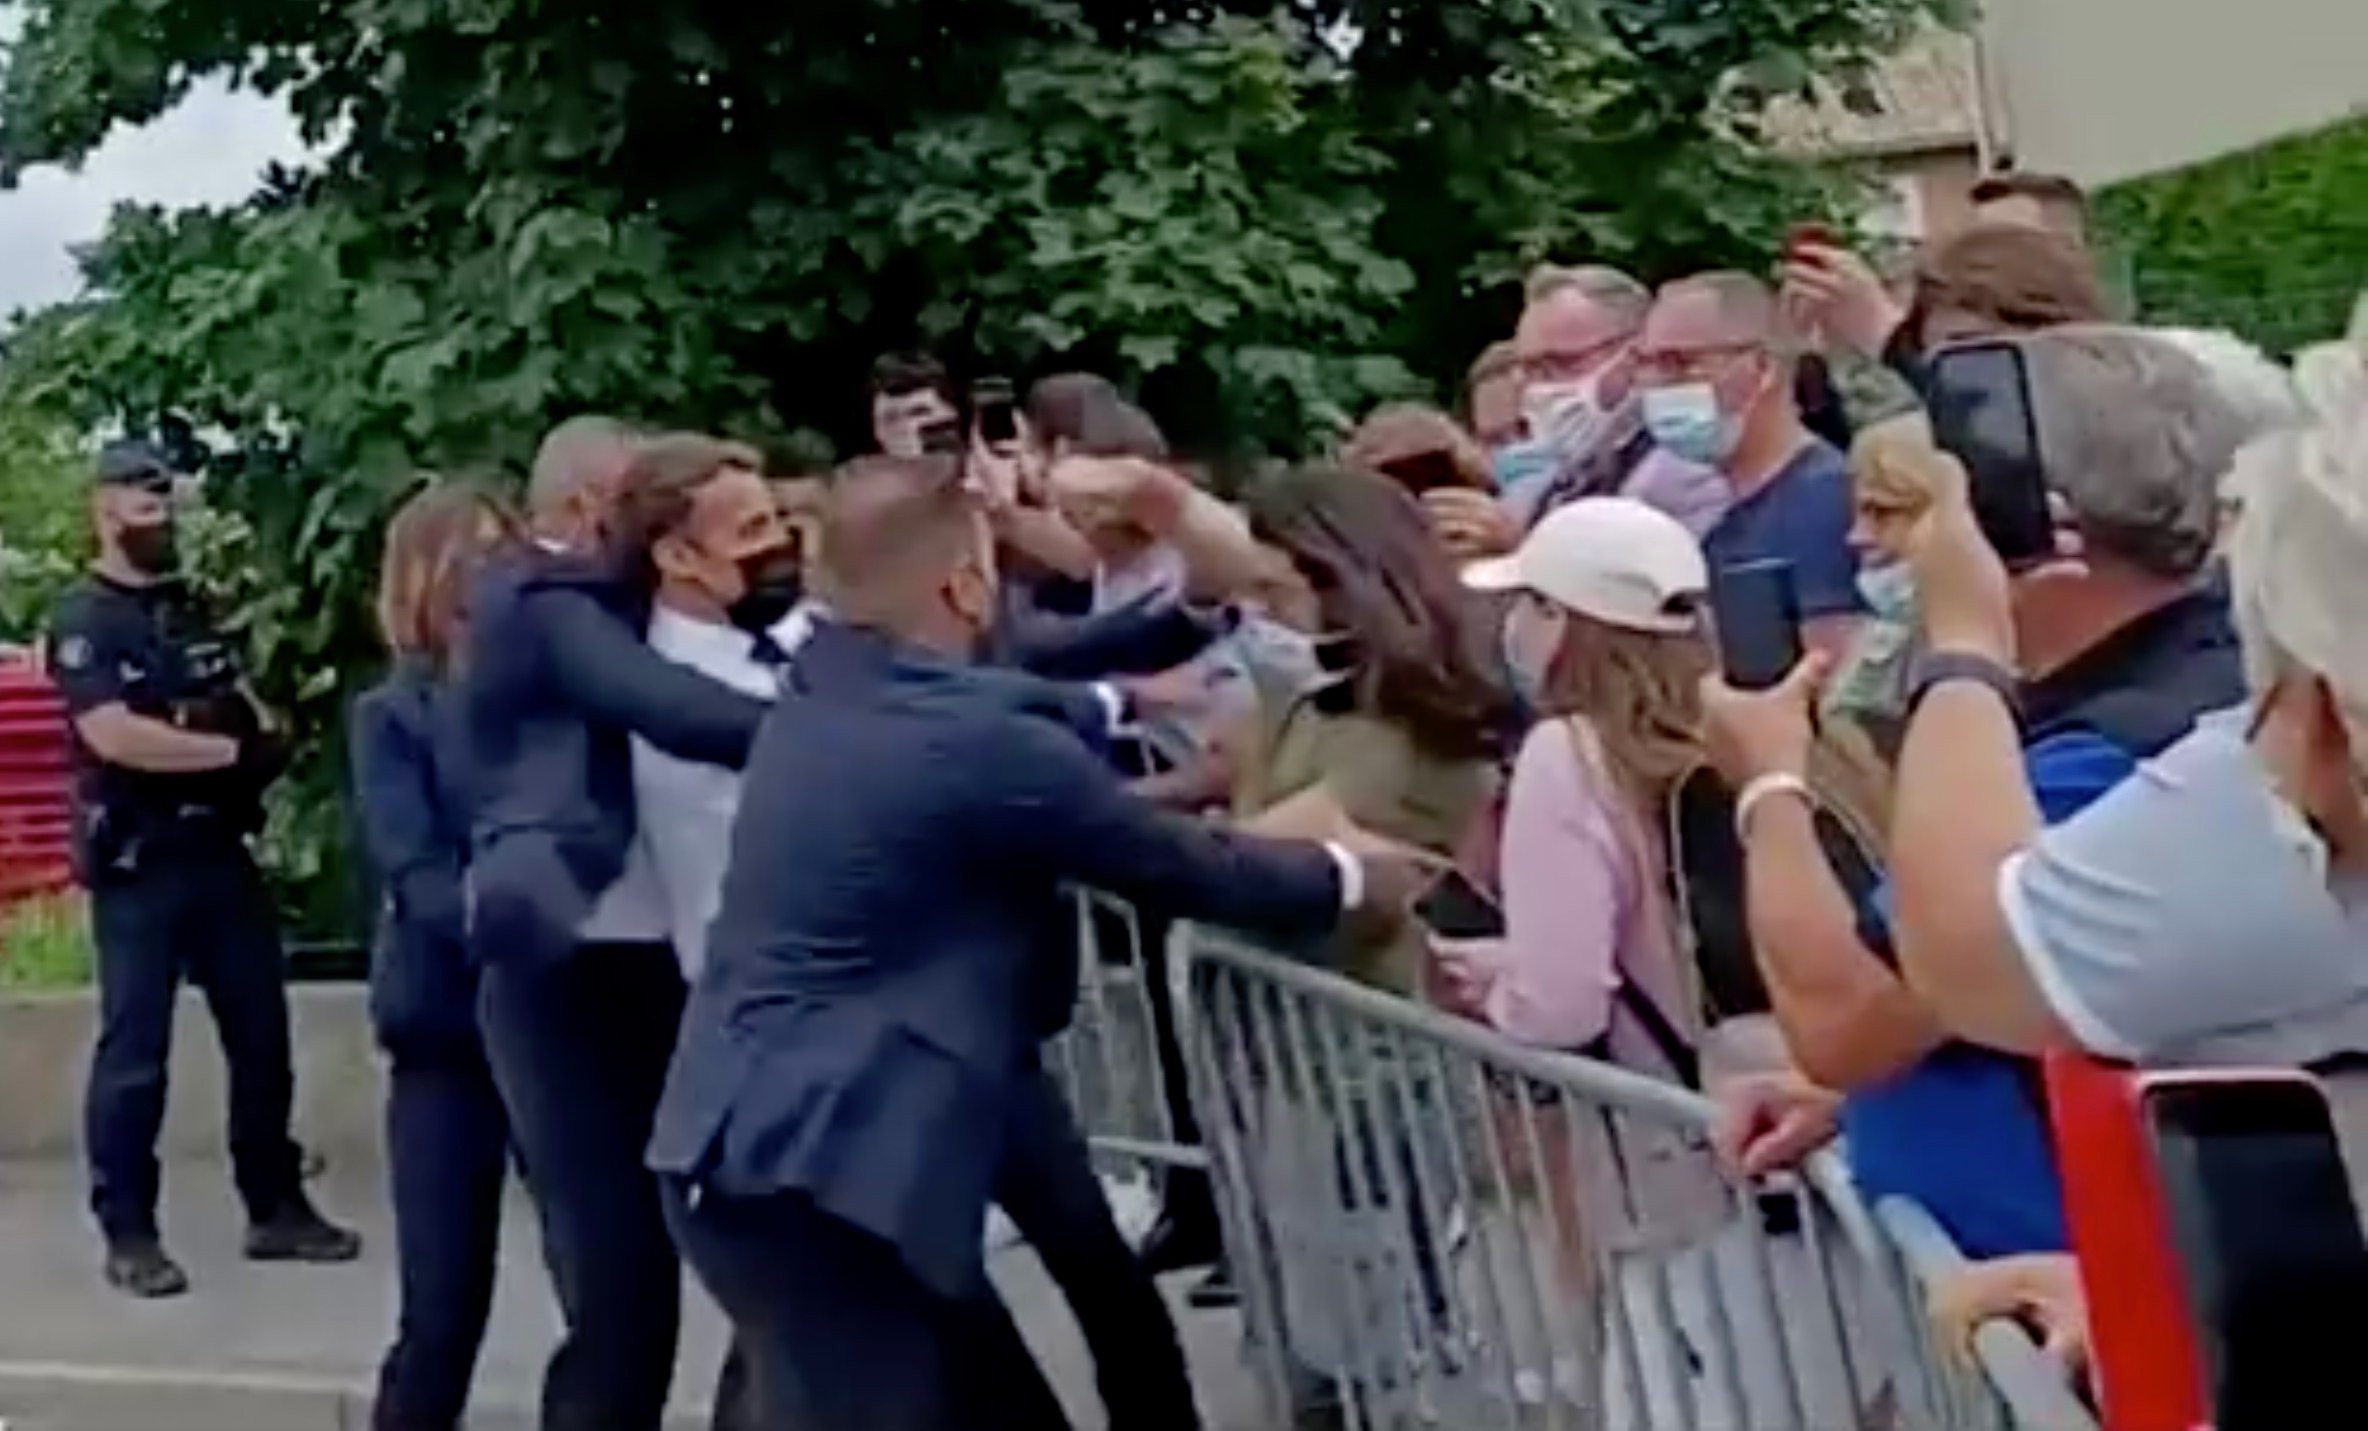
725;544;805;635
118;520;178;576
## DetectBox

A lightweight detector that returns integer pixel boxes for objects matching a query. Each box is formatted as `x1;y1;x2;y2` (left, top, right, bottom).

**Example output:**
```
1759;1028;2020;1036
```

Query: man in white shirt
620;439;804;980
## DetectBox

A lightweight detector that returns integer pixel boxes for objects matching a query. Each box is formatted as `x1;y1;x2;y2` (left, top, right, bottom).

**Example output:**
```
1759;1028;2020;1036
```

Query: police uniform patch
55;635;91;670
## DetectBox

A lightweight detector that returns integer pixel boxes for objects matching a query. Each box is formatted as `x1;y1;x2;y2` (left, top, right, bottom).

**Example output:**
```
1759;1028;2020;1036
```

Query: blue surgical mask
1498;600;1562;708
1642;382;1741;468
1491;440;1557;500
1855;562;1918;623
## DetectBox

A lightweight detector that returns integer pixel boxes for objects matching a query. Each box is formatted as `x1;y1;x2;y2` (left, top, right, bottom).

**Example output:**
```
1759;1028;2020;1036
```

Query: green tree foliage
0;0;1950;936
2100;113;2368;356
0;398;88;639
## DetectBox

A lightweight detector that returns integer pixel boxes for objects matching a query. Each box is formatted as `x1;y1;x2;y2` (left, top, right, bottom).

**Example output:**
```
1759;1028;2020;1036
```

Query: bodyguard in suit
350;482;520;1431
640;448;1211;1431
650;455;1421;1430
462;418;768;1430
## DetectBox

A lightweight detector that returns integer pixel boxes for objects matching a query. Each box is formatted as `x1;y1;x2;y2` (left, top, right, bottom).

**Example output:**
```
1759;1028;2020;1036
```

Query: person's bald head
529;415;641;548
818;455;1000;650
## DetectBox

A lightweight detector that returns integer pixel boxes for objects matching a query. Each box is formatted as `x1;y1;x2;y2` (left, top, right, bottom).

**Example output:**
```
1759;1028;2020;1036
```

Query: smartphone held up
1925;340;2057;568
1711;559;1804;692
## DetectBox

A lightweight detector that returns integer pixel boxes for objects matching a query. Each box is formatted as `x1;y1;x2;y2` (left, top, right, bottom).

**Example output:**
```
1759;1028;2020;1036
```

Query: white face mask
1236;616;1323;693
1523;375;1612;462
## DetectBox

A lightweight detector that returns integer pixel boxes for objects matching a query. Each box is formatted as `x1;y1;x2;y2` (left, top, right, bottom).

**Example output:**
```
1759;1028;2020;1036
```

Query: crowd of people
34;159;2368;1429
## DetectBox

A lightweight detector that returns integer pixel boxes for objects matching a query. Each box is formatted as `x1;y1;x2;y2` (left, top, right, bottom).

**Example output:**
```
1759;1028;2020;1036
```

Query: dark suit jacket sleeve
348;691;467;950
991;715;1343;941
1004;598;1221;682
532;586;765;768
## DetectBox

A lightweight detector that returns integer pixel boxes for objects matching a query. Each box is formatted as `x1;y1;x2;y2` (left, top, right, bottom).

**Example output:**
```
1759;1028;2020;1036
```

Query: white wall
1981;0;2368;185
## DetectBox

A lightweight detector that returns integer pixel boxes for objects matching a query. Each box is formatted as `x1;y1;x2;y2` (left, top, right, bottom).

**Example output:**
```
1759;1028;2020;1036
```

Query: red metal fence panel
0;661;74;903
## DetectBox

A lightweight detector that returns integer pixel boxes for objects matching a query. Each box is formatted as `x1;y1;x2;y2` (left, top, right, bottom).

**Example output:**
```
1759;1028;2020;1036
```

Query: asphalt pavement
0;1158;1267;1430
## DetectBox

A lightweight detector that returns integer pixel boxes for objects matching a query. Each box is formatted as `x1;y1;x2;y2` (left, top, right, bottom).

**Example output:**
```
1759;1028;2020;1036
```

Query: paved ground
0;1158;1269;1430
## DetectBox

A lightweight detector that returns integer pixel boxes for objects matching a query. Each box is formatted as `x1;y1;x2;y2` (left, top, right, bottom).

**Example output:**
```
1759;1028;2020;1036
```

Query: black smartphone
1926;341;2056;567
2142;1074;2368;1427
1413;869;1505;941
972;377;1020;446
1711;559;1803;692
918;416;966;456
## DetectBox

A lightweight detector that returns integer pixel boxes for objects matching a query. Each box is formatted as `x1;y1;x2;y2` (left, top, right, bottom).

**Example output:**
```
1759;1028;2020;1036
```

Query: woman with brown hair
1223;464;1512;1421
1233;464;1515;995
349;478;521;1431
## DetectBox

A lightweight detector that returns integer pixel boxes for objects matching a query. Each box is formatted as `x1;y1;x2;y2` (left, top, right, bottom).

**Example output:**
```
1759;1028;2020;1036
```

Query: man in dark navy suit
650;456;1421;1429
462;417;769;1430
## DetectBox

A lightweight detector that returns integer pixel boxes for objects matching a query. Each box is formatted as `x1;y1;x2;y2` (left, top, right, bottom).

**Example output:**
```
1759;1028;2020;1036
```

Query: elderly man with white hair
1877;301;2368;1079
1705;324;2268;1260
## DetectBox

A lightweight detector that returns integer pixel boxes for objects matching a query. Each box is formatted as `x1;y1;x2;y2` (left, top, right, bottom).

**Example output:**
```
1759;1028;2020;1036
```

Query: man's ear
649;531;697;582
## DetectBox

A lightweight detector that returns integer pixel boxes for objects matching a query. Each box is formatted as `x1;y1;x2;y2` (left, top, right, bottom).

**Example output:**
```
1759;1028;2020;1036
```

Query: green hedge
2098;111;2368;355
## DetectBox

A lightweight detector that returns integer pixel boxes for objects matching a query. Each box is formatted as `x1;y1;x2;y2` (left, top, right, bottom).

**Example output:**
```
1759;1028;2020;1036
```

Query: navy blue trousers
86;840;302;1242
1000;1069;1200;1431
480;943;686;1431
374;1051;509;1431
665;1180;1072;1431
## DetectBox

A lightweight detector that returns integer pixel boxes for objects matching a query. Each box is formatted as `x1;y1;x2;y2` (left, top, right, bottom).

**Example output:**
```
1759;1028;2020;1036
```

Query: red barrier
0;661;74;903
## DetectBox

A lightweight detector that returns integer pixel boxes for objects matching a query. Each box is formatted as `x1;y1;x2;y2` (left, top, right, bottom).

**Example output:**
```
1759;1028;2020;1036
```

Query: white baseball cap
1463;496;1708;635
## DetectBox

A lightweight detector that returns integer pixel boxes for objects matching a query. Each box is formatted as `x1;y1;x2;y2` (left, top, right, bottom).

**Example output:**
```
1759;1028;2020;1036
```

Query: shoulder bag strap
1559;718;1705;1088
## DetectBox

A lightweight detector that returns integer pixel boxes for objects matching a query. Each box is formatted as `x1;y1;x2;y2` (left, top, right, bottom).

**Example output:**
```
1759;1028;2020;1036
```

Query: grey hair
1655;270;1788;350
1524;263;1653;333
528;415;639;520
2021;325;2250;578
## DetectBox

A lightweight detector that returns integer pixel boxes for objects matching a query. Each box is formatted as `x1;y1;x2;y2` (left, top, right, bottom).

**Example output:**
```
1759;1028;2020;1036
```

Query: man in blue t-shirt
1701;326;2252;1259
1635;271;1865;662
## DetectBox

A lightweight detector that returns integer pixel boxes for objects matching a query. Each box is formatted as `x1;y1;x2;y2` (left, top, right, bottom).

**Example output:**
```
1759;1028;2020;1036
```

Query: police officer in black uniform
45;441;361;1299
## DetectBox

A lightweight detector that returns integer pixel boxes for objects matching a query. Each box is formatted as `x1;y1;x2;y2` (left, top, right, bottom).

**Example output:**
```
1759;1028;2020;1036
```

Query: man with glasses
1431;264;1729;561
1638;271;1865;658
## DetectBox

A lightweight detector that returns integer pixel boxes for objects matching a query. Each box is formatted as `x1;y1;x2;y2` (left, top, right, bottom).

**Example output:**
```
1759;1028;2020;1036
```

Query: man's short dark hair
1070;399;1169;462
868;351;957;406
1024;372;1169;459
1970;170;2090;223
608;433;765;588
1024;373;1123;446
818;455;982;624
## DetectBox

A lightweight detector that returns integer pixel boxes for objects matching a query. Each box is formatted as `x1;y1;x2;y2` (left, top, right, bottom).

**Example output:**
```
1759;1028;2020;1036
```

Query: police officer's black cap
95;440;176;491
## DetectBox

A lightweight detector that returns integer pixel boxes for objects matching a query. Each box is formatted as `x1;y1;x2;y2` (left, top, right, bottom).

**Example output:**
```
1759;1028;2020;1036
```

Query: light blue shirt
2001;708;2368;1068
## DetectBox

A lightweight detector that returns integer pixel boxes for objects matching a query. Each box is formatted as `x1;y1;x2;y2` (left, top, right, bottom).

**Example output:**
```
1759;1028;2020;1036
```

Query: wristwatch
1907;649;2023;724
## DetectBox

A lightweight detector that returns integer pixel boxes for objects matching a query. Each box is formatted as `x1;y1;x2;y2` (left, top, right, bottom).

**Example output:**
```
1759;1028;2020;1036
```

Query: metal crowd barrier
1046;891;1204;1178
1156;922;2099;1431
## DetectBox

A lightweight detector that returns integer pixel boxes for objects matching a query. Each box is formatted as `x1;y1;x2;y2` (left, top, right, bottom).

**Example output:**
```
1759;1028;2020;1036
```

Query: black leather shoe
1136;1209;1222;1276
244;1198;363;1263
104;1238;190;1299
